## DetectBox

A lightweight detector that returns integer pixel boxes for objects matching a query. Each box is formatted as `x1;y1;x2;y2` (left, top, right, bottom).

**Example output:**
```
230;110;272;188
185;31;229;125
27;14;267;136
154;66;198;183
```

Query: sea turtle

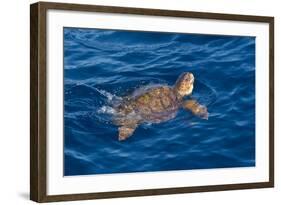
113;72;209;141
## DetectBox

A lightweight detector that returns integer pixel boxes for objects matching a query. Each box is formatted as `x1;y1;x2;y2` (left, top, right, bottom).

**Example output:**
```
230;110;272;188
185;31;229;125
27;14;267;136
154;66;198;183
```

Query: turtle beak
190;78;194;85
189;74;194;84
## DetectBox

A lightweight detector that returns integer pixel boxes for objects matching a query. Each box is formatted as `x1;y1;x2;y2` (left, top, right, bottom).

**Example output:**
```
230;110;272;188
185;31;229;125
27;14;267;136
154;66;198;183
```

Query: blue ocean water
63;27;255;176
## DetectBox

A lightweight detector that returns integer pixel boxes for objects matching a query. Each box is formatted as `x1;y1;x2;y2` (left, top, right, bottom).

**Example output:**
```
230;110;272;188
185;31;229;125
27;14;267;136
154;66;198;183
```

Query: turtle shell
129;86;180;123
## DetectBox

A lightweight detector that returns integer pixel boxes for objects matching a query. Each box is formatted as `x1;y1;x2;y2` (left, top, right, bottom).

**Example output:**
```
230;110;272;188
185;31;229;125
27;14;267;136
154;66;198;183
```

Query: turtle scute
123;86;179;122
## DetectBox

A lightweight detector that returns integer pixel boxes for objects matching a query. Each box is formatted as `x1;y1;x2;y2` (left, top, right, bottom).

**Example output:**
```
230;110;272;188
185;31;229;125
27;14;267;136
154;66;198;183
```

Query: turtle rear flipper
118;124;138;141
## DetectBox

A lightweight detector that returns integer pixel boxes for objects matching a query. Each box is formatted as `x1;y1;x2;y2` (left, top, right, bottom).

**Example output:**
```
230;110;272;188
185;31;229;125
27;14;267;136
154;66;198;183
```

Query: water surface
63;27;255;176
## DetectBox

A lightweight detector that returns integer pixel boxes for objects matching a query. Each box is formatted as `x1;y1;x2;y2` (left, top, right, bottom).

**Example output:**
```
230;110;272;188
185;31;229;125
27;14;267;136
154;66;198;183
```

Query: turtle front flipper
118;124;138;141
182;99;209;120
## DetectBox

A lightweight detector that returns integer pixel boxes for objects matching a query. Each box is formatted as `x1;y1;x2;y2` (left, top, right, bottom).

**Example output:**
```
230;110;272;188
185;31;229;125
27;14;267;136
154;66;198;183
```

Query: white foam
93;87;122;102
97;106;116;115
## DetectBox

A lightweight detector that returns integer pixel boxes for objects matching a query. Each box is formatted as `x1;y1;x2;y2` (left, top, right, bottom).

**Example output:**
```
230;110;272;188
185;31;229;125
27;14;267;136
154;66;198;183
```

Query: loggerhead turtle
113;72;209;141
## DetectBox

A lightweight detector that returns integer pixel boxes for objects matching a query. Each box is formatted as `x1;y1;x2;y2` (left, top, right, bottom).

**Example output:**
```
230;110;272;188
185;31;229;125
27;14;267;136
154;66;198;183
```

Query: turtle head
174;72;194;98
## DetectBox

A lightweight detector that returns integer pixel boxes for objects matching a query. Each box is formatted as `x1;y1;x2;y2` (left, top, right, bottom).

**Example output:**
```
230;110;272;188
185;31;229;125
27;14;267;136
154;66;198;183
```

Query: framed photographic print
30;1;274;202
